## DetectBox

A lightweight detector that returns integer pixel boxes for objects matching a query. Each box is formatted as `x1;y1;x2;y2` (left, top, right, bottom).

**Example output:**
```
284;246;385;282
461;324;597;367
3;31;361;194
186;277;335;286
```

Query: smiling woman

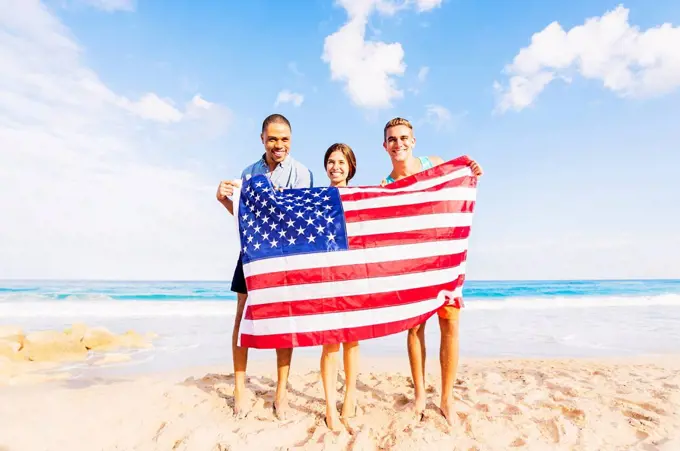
324;142;357;188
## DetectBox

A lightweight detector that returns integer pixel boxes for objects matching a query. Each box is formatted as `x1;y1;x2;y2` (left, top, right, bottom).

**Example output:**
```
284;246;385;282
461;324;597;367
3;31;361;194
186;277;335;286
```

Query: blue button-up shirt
241;153;313;189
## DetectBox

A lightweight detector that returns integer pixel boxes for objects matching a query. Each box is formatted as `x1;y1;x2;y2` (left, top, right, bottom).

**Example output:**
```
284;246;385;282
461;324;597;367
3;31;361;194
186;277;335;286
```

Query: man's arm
216;178;243;216
429;155;483;176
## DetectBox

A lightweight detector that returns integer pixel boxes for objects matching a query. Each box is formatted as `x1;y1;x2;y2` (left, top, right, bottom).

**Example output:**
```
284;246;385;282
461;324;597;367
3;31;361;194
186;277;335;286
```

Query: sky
1;0;679;281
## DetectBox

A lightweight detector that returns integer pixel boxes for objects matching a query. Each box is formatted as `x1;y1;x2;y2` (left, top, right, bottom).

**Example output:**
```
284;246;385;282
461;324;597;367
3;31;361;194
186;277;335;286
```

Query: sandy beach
2;349;679;451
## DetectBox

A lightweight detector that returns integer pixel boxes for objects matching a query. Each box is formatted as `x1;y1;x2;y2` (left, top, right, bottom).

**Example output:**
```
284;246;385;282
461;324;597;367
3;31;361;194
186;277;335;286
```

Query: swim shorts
230;253;247;295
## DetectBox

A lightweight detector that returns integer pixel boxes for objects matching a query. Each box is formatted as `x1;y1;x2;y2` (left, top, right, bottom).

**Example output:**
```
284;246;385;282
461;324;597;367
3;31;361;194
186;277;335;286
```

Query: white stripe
239;287;462;336
243;239;468;277
341;187;476;212
339;166;472;195
246;266;465;305
346;212;473;237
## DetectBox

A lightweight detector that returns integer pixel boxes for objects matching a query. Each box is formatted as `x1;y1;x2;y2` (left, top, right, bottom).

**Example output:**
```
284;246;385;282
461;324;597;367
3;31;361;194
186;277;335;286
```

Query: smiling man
380;117;482;426
216;113;313;419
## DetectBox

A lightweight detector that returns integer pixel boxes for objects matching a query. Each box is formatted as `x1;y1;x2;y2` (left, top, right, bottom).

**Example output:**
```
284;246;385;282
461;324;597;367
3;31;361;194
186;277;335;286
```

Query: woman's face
326;150;350;186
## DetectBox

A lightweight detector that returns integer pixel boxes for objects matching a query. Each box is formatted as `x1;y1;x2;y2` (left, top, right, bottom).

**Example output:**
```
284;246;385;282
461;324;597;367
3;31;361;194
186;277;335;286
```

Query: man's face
261;122;291;164
383;125;415;163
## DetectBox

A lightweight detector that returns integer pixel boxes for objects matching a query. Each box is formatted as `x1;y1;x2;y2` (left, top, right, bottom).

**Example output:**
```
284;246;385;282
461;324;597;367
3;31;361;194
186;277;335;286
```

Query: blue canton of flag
237;175;349;264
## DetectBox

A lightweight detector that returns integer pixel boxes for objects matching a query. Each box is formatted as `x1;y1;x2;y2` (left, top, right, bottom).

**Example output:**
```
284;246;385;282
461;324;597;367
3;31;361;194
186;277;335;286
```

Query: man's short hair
383;117;413;140
262;114;291;134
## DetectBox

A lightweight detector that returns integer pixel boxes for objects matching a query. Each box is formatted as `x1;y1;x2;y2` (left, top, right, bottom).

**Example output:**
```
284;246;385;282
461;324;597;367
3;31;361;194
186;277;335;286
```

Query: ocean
2;279;679;376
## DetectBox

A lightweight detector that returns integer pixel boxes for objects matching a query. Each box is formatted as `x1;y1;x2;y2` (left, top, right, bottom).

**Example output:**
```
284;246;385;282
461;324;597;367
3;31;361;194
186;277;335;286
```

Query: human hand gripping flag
232;156;478;349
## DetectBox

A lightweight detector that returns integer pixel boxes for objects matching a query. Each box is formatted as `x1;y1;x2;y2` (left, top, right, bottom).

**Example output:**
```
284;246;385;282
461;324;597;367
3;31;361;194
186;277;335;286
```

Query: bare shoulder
428;155;445;166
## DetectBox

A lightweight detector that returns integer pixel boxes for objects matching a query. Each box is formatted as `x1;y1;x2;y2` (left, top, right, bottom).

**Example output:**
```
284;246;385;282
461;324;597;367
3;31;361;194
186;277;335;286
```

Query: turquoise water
2;279;680;302
2;279;680;376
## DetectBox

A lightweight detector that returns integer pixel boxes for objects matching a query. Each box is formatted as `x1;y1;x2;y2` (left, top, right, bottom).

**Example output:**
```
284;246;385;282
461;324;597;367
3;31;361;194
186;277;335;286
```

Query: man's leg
274;347;293;419
438;306;460;426
407;322;427;416
232;292;250;417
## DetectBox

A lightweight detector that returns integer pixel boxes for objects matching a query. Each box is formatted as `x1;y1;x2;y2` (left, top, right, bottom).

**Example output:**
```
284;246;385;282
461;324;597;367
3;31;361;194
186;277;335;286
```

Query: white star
246;185;252;193
262;187;270;193
262;216;269;223
285;205;293;211
255;194;261;202
295;196;302;201
262;199;268;207
287;237;296;245
268;205;276;214
253;241;261;250
325;216;334;224
276;212;285;221
307;234;316;243
255;181;263;188
314;201;321;206
286;219;295;228
324;205;332;210
245;200;251;207
322;195;330;201
247;235;254;243
247;219;255;228
304;198;312;203
255;210;262;218
295;211;304;218
269;222;278;230
278;230;287;238
320;187;328;191
253;225;261;234
296;226;305;235
312;192;321;198
305;217;315;226
305;206;313;211
262;231;270;240
314;210;323;217
243;245;247;252
327;232;335;242
270;239;278;248
316;224;325;234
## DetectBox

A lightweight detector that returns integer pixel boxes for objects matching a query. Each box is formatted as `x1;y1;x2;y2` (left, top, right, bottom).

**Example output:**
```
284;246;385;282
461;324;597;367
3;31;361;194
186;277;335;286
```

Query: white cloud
322;0;442;109
420;104;466;131
79;0;135;12
0;0;238;280
424;104;451;128
287;62;304;77
274;90;304;107
495;5;680;113
417;66;429;82
415;0;442;13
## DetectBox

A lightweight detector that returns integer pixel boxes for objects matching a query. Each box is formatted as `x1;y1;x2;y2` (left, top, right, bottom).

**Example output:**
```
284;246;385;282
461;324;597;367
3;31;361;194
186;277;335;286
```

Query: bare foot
440;400;455;426
273;396;289;420
233;388;250;419
325;409;343;432
414;394;426;420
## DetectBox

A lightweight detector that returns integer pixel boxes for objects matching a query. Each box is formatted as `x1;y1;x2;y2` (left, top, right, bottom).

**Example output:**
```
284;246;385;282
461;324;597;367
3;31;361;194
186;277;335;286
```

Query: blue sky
1;0;679;280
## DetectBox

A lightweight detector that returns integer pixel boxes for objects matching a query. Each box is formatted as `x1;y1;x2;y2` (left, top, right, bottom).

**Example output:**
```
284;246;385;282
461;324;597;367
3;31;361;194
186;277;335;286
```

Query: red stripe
240;309;443;349
244;276;465;320
340;174;476;202
344;200;474;223
382;156;473;189
348;226;470;249
246;251;466;290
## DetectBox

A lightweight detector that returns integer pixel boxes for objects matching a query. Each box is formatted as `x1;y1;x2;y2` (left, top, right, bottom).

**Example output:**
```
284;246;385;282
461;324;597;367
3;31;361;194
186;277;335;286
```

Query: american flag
234;156;477;349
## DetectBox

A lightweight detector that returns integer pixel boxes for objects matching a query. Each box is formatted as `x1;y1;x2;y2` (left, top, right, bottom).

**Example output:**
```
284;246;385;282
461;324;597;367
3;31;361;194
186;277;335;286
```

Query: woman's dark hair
324;143;357;182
